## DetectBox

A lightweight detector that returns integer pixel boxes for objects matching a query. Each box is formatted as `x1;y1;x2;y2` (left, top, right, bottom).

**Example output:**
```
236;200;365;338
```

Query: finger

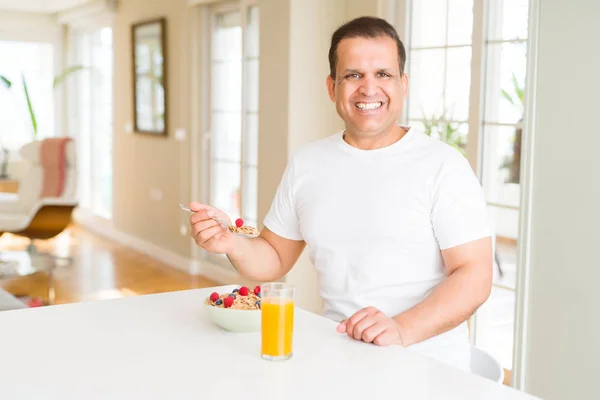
190;219;220;238
190;209;218;225
351;316;378;341
336;320;347;333
189;202;210;212
361;322;387;343
345;307;379;336
196;225;227;245
373;329;398;346
345;311;368;338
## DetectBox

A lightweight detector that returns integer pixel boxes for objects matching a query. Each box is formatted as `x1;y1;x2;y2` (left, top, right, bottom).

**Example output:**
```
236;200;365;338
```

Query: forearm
227;237;285;281
393;263;491;346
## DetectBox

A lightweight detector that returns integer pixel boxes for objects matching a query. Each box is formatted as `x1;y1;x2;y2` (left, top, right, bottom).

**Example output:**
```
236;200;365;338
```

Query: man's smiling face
327;36;408;141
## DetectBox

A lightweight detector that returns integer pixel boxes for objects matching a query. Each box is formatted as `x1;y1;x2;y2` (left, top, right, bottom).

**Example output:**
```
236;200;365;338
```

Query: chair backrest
15;138;77;213
470;346;505;383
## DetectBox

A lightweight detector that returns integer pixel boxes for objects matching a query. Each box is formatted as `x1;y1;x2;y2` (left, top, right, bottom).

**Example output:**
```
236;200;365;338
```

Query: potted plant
420;107;467;157
500;73;525;184
0;66;85;179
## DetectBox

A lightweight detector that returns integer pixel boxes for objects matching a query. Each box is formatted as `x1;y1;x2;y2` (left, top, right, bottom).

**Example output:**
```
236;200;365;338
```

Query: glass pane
447;0;474;46
488;205;520;265
481;124;522;205
212;11;242;61
212;61;242;113
486;0;529;41
211;160;241;220
409;119;467;157
212;111;241;162
474;285;515;370
245;59;259;113
242;166;258;227
244;112;258;167
444;47;472;121
246;5;259;59
483;42;527;124
407;49;445;120
410;0;448;48
0;41;54;150
91;27;114;218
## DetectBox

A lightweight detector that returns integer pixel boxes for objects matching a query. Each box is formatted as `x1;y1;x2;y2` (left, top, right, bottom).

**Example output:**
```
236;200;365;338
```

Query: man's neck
343;124;408;150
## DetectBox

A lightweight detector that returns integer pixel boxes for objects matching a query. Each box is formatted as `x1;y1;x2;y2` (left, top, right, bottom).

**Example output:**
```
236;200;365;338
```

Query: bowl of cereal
203;285;262;332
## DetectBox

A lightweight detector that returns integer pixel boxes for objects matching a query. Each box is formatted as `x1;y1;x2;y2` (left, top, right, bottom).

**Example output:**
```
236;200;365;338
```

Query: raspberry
235;218;244;227
253;285;261;295
224;296;234;308
238;286;249;296
209;292;219;302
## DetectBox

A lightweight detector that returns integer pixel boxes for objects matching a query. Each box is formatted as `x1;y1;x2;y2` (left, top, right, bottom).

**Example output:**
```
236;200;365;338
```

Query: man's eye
377;72;391;78
346;73;360;79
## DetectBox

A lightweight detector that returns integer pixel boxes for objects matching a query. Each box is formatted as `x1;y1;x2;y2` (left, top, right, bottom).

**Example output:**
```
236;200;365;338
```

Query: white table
0;285;539;399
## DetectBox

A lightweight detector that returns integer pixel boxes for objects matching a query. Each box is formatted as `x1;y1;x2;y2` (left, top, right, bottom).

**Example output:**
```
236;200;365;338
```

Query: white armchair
0;137;77;251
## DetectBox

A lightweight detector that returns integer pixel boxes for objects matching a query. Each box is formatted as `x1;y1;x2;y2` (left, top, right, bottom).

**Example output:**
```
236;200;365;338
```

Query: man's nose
359;75;379;97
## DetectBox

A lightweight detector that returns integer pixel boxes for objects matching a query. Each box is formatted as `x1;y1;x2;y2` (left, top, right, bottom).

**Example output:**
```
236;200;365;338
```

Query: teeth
356;102;382;110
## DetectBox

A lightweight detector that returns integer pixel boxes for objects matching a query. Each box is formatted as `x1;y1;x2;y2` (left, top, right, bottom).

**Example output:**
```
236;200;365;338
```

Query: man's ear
401;72;409;98
326;75;336;102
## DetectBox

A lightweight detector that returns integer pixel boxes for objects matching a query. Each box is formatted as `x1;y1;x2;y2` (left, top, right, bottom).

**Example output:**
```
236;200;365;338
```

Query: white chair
470;346;505;383
0;137;77;253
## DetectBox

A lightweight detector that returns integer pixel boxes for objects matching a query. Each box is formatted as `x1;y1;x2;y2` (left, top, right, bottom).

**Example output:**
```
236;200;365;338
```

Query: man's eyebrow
341;68;361;74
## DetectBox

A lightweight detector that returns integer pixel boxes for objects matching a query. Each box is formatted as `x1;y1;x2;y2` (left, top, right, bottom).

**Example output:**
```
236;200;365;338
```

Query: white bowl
203;302;261;333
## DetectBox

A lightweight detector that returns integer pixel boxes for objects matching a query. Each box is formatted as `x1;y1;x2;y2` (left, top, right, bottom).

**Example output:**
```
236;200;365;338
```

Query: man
189;16;492;371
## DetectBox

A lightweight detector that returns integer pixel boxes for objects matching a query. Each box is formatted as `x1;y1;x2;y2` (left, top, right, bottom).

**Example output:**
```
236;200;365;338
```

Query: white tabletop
0;285;539;399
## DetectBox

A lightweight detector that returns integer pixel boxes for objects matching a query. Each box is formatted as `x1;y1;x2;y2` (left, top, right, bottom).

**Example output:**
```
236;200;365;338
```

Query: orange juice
261;298;294;359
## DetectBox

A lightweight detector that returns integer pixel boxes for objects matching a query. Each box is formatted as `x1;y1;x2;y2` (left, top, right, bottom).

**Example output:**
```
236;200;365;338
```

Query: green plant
499;72;525;184
421;108;467;157
0;75;11;89
1;66;86;141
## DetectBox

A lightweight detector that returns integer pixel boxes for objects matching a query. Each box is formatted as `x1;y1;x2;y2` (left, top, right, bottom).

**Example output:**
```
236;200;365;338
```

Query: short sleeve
262;157;304;240
431;153;492;250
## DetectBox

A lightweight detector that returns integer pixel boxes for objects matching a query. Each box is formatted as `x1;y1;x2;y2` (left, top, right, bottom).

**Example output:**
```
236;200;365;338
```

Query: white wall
521;0;600;398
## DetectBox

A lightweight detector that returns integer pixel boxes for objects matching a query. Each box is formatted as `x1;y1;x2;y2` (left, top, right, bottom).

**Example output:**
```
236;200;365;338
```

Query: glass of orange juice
260;282;295;361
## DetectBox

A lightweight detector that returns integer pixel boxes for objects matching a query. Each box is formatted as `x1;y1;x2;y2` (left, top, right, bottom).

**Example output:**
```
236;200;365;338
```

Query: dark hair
328;16;406;78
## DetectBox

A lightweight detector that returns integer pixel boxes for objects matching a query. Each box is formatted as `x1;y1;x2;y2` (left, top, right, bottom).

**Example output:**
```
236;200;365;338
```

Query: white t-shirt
263;125;491;371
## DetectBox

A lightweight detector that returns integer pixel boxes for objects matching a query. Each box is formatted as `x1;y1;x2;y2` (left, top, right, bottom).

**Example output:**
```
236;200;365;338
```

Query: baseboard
72;208;251;286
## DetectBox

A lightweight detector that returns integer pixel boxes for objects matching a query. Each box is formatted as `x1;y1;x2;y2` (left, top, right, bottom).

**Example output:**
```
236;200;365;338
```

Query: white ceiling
0;0;93;13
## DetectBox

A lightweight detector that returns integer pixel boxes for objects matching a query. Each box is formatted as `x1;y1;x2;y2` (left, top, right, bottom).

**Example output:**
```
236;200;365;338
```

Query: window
405;0;530;373
406;0;474;157
0;41;54;151
207;1;259;248
69;27;113;219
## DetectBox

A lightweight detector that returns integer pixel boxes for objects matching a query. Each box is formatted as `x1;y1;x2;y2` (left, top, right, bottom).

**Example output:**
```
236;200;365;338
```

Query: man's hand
336;306;404;346
189;202;237;254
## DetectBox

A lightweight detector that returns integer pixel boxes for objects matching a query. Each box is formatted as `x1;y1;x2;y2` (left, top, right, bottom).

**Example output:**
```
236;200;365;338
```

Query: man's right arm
189;202;305;282
227;227;306;281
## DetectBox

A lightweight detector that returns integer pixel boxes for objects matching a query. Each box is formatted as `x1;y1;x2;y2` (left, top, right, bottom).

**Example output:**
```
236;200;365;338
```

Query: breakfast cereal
206;286;262;310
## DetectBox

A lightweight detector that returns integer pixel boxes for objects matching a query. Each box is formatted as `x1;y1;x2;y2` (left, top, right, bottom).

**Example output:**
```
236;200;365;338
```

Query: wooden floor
0;224;217;305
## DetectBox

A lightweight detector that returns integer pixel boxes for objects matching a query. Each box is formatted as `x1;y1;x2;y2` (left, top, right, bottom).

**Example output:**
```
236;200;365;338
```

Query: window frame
203;0;258;270
395;0;531;381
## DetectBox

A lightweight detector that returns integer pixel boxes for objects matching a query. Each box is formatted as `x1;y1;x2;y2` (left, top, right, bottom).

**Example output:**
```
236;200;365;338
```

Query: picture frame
131;17;167;136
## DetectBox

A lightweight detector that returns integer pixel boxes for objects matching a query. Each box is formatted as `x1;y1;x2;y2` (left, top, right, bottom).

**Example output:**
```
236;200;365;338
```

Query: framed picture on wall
131;17;167;136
